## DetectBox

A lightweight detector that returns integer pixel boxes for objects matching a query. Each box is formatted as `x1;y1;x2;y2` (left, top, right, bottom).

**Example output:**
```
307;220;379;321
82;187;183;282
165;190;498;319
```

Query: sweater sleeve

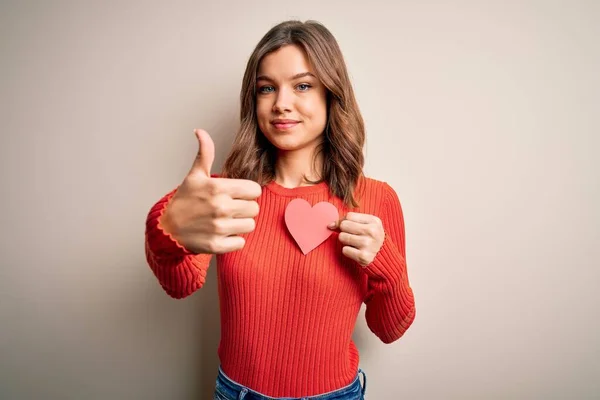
362;182;416;344
144;186;213;299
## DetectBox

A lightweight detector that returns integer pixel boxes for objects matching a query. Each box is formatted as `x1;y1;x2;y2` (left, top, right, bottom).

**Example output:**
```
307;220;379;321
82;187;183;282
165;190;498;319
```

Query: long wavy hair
221;20;365;207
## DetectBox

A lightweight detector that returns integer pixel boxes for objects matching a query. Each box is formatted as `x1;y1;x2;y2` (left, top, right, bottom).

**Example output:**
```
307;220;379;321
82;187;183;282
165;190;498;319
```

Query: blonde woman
145;20;416;400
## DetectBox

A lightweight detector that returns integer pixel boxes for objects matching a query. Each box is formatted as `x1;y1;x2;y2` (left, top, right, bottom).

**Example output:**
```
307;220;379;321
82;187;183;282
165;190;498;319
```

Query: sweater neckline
265;180;329;197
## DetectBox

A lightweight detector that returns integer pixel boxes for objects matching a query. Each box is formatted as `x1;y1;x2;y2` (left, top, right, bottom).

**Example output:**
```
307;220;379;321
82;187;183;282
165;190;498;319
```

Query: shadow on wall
141;256;221;399
191;258;221;399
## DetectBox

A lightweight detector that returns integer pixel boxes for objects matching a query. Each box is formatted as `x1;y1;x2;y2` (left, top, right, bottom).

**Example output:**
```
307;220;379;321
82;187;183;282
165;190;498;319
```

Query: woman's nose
272;87;292;113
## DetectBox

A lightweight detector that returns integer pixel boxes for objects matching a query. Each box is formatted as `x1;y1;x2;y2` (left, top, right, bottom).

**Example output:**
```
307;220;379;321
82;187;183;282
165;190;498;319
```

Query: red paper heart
284;199;339;255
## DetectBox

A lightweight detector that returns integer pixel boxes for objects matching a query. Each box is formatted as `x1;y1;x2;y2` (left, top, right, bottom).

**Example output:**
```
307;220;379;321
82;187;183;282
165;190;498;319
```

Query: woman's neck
274;147;323;188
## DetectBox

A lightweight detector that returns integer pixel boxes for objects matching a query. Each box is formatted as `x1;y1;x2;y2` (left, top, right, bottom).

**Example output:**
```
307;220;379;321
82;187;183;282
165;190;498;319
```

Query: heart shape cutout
284;199;339;255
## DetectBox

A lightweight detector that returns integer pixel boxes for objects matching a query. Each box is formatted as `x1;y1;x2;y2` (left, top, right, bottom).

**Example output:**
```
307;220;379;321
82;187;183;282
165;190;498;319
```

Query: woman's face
256;44;328;154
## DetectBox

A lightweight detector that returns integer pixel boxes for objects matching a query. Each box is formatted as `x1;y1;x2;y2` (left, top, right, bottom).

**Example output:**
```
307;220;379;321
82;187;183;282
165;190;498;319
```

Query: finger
328;215;346;230
212;236;246;254
213;217;256;236
229;199;260;218
206;196;259;219
338;219;370;235
338;232;365;249
213;178;262;200
189;129;215;178
344;212;380;224
342;246;369;266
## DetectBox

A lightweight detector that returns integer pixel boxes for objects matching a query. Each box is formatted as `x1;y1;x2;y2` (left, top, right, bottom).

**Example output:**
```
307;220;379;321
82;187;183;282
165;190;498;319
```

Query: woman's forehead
257;45;315;79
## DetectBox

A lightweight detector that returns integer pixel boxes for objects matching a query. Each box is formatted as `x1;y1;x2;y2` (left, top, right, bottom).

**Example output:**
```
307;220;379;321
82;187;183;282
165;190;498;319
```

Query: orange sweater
144;176;416;397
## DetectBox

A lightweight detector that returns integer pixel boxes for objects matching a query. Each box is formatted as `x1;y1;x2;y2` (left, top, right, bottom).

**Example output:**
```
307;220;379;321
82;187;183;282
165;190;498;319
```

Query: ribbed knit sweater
144;176;416;397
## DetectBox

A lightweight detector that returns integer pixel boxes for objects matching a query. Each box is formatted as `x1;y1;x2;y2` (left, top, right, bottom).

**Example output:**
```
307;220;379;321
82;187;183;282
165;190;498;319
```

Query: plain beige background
1;0;598;399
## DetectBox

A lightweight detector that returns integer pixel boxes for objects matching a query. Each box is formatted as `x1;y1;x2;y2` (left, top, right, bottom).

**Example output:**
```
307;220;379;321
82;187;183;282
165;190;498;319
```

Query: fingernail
328;222;336;229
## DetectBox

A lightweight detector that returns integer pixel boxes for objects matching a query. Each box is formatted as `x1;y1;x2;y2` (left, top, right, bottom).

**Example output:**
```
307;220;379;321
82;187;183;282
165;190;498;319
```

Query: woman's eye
257;84;311;94
258;86;274;94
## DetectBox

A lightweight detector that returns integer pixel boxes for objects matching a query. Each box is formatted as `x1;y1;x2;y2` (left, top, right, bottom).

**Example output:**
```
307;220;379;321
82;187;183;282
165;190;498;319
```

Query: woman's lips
272;122;300;130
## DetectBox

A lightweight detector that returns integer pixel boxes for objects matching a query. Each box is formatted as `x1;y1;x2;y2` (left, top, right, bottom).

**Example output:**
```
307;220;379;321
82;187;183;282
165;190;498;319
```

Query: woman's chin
272;142;302;152
263;130;324;152
266;135;301;151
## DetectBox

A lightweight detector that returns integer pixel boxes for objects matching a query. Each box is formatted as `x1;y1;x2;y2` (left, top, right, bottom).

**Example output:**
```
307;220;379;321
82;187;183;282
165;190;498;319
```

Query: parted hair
221;20;365;207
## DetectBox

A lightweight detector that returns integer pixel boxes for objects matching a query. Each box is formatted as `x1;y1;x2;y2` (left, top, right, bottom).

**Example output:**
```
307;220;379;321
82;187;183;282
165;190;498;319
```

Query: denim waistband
215;366;367;400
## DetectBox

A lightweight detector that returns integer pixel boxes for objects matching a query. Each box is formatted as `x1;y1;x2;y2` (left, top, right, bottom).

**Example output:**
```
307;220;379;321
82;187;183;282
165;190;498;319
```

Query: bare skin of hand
328;212;385;267
160;129;262;254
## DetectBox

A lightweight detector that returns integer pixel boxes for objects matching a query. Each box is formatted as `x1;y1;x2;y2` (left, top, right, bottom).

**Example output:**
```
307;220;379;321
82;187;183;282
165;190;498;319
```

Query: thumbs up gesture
160;129;262;254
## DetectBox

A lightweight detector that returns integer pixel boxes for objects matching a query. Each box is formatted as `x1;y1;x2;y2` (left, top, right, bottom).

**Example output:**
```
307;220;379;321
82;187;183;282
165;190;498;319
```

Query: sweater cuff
361;233;405;284
145;189;193;259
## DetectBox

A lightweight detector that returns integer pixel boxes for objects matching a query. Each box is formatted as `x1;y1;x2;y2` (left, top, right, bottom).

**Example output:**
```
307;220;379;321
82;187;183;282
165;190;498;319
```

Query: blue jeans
213;366;367;400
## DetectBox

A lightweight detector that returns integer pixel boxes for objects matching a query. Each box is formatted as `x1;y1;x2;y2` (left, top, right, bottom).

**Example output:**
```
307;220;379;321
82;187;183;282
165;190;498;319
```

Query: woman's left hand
328;212;385;267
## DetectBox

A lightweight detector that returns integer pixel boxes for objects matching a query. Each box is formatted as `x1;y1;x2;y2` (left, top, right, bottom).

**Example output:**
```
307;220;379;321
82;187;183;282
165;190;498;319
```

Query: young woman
145;20;416;400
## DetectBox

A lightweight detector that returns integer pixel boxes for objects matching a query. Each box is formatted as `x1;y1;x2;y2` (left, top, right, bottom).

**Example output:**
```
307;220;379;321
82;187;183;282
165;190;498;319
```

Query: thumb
189;129;215;178
328;217;343;231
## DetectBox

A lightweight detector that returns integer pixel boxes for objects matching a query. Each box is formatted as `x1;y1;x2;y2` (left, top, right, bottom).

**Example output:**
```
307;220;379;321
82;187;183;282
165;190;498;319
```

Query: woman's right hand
160;129;262;254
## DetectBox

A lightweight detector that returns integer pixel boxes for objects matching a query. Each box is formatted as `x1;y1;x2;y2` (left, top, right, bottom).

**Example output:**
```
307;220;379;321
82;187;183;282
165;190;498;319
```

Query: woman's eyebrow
256;72;316;82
